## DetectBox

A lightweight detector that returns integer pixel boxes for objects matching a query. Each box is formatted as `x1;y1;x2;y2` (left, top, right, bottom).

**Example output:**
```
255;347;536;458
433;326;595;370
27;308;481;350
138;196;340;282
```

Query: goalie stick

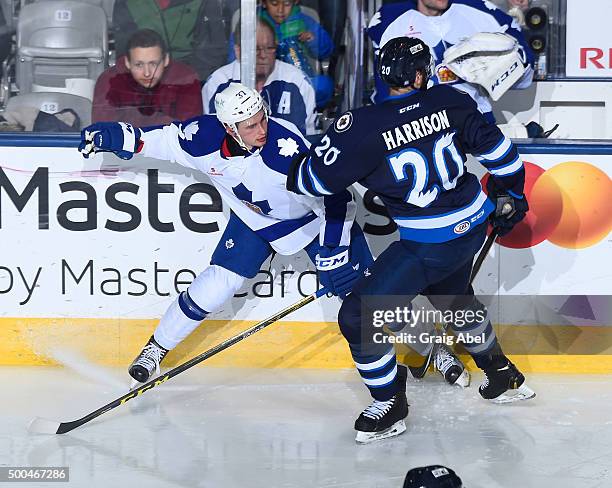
408;227;501;379
29;288;328;435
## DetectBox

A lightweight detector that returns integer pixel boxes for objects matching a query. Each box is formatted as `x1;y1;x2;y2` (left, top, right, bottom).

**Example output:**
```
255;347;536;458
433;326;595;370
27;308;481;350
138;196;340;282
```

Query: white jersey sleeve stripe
476;136;512;162
296;161;318;197
307;160;333;195
488;154;524;176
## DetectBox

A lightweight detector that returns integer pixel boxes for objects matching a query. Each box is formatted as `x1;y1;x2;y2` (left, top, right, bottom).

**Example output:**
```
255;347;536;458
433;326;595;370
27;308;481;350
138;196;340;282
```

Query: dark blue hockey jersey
289;85;525;243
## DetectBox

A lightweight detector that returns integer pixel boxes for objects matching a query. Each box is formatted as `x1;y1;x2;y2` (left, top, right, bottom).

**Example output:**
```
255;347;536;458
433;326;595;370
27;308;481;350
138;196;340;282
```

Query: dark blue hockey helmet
403;465;463;488
378;36;434;89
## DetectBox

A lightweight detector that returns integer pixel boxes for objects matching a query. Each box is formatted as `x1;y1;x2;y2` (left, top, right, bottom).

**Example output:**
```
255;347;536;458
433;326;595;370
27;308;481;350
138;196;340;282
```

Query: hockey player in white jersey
78;82;372;387
368;0;535;124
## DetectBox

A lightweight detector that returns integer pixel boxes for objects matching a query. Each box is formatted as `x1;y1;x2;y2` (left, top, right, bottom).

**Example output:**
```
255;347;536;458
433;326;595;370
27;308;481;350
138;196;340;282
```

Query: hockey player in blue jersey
78;82;372;388
287;37;535;443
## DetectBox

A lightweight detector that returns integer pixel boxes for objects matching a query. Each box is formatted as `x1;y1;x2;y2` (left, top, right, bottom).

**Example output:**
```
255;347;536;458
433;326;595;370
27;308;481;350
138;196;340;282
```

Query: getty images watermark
371;305;487;346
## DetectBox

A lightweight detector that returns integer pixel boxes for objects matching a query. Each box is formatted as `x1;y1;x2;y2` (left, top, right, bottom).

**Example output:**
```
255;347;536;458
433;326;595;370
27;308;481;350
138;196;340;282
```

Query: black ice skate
479;357;535;404
355;365;409;444
433;344;470;388
128;336;169;386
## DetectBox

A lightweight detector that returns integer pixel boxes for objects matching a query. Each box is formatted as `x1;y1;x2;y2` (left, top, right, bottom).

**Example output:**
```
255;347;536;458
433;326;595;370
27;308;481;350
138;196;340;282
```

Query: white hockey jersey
139;115;354;254
202;60;317;135
367;0;534;116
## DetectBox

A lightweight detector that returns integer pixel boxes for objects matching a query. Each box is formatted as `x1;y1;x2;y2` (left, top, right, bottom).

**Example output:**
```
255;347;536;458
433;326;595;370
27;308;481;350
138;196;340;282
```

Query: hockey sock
353;347;401;401
448;308;498;362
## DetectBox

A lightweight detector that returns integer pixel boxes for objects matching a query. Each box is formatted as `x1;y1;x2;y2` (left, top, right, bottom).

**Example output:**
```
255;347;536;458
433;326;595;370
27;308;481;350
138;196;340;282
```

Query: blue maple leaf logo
232;183;272;215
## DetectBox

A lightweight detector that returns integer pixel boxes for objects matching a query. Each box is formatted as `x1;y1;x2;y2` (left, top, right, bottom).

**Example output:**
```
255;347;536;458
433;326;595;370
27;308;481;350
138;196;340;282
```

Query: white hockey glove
443;32;527;101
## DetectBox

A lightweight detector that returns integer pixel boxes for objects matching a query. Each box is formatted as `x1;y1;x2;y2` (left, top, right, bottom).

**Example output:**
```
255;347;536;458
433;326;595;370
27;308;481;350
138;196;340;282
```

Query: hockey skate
355;365;409;444
128;336;169;387
432;344;470;388
479;357;535;404
408;344;469;388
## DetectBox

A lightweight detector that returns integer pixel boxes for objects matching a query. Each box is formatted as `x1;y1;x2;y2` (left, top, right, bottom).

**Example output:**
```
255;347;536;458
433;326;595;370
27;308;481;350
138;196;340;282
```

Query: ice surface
2;367;612;488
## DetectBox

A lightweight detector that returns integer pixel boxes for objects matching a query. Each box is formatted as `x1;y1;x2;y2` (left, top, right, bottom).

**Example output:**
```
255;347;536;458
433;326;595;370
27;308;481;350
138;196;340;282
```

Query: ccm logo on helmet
454;221;470;234
410;43;424;54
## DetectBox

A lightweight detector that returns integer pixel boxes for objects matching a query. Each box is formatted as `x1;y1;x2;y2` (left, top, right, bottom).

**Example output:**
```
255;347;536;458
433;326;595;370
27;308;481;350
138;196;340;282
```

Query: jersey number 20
387;133;464;207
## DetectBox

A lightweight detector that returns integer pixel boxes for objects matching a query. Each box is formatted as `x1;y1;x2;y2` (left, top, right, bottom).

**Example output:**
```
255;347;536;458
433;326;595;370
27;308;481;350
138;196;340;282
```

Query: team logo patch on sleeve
334;112;353;133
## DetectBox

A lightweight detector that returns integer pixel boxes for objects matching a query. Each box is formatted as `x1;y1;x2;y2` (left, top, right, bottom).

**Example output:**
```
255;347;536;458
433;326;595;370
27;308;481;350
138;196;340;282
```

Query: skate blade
355;420;406;444
451;368;470;388
489;384;536;404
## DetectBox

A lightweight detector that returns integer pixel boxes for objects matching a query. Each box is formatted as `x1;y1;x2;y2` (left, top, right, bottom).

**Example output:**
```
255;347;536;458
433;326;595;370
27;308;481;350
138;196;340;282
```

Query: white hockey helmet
215;82;269;149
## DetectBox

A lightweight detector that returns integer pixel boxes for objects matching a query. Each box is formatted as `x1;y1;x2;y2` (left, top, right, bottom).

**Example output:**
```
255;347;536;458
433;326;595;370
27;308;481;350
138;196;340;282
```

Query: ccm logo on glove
315;249;349;270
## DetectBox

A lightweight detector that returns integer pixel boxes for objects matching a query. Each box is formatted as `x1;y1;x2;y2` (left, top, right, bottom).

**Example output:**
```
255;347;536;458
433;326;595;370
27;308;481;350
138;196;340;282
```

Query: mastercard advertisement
468;152;612;297
485;159;611;250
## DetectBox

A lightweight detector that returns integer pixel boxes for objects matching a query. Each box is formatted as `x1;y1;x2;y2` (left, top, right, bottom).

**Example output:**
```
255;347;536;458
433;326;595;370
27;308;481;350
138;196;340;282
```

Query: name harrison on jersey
382;110;450;151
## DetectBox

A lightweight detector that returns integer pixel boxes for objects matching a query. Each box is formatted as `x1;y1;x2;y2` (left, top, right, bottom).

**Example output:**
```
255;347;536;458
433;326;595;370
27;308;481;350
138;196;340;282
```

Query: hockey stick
29;288;329;435
408;227;500;379
469;227;500;284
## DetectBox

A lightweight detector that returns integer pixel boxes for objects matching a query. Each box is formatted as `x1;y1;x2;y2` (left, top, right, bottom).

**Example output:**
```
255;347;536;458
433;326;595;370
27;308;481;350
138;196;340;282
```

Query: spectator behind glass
112;0;201;66
203;20;316;135
260;0;334;108
302;0;347;86
112;0;234;80
92;29;203;125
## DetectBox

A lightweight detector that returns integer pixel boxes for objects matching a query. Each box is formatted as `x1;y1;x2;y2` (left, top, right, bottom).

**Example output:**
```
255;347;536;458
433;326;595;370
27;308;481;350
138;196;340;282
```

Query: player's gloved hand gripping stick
28;287;330;435
316;246;360;299
486;178;529;237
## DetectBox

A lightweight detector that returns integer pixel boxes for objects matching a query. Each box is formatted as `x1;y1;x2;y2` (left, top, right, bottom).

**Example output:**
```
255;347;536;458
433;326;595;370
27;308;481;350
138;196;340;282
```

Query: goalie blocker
442;32;530;101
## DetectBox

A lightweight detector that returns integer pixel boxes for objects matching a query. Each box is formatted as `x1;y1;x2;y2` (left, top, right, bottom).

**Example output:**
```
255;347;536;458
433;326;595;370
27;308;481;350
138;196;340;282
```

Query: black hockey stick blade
408;344;439;379
410;227;500;376
28;289;327;435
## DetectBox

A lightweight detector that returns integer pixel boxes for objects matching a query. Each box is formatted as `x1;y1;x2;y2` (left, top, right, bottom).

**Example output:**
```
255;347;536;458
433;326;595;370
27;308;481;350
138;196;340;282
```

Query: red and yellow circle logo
482;161;612;249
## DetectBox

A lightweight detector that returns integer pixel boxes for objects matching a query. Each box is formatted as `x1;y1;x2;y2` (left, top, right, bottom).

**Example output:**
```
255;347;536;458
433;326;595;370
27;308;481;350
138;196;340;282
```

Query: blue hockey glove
315;246;359;299
79;122;142;160
486;178;529;236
